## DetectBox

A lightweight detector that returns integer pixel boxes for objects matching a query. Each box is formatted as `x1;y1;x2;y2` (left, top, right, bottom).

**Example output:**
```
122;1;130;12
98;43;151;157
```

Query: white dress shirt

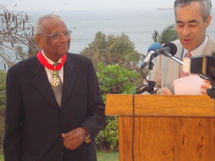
183;36;208;58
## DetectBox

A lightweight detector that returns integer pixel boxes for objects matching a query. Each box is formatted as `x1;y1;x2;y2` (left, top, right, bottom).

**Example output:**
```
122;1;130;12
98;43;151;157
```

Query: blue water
30;9;177;54
1;9;215;70
51;9;215;54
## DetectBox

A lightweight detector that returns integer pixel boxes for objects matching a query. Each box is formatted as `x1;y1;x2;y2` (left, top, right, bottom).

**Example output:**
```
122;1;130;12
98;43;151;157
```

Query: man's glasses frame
37;30;72;40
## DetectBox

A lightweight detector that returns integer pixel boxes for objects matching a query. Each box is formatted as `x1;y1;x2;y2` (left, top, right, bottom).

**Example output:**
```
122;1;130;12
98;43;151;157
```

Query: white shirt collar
41;50;64;83
41;50;62;65
183;36;208;57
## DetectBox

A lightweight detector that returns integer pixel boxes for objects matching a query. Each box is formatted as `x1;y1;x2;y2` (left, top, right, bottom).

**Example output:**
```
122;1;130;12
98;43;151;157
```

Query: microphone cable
130;68;146;161
131;88;137;161
130;58;157;160
132;80;150;161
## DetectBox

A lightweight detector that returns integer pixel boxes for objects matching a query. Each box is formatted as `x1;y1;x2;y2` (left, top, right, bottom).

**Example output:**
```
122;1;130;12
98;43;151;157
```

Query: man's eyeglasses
38;30;72;40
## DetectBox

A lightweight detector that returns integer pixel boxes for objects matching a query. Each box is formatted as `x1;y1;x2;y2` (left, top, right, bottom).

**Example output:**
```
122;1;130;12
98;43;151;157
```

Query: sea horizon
1;8;215;70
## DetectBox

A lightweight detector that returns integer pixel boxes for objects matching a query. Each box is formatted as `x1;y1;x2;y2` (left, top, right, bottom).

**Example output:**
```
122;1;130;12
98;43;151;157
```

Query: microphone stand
135;55;156;94
135;79;156;94
160;50;184;65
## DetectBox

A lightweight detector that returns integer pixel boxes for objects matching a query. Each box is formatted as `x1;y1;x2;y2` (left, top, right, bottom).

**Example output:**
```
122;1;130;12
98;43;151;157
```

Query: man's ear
34;34;42;48
205;15;212;28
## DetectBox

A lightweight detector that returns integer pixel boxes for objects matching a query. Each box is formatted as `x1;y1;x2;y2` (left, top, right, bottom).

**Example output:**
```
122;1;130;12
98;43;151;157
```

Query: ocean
39;9;215;54
30;9;178;54
1;9;215;70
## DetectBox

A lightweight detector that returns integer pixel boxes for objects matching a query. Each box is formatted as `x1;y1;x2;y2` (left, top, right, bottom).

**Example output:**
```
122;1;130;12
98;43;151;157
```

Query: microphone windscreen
147;42;162;52
163;42;177;56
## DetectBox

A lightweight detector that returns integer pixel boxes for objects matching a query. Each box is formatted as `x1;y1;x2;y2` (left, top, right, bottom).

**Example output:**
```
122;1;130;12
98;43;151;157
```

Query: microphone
156;42;177;56
141;42;162;69
157;42;183;65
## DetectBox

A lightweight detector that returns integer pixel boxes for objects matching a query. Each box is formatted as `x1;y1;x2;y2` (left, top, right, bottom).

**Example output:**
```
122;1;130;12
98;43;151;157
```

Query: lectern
105;94;215;161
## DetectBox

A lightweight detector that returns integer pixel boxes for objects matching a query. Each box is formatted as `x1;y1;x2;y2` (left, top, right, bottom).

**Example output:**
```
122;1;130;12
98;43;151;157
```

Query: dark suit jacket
3;53;106;161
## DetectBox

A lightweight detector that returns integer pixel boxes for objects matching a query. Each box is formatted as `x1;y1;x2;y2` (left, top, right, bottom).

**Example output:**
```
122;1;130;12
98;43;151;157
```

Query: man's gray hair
34;14;61;35
174;0;212;21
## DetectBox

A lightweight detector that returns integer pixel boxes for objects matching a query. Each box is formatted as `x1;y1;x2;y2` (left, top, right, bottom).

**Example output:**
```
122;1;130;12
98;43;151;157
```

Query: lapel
162;40;184;90
61;58;77;107
174;40;184;77
31;58;59;108
203;36;215;56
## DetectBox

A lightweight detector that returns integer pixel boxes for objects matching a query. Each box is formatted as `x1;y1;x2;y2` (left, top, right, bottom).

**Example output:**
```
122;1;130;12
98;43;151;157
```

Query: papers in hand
174;75;204;95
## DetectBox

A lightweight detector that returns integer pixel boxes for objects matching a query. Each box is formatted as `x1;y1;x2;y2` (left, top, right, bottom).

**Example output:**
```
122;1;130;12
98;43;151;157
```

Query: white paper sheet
173;75;204;95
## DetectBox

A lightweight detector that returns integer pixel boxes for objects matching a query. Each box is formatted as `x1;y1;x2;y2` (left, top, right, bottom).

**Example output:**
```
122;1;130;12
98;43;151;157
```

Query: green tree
152;24;178;44
81;32;144;71
97;63;139;101
96;63;139;152
0;70;6;149
0;70;6;108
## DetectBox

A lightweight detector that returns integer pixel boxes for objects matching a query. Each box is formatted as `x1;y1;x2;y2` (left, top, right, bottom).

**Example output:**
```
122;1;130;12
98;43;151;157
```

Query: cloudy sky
0;0;200;11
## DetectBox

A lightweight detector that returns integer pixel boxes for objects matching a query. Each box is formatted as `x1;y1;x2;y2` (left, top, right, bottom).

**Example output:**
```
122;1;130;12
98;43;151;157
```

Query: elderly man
3;14;106;161
151;0;215;95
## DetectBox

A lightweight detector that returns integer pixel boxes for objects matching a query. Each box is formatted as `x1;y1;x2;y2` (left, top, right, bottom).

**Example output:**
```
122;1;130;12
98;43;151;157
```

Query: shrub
96;116;118;152
81;32;144;71
0;70;6;149
97;63;139;101
96;64;139;152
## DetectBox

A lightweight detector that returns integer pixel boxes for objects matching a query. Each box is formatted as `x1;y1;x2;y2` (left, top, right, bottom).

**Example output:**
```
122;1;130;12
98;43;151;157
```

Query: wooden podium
105;94;215;161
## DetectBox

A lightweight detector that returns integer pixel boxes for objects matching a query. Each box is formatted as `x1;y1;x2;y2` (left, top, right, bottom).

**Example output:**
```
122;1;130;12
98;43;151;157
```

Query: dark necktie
51;63;63;106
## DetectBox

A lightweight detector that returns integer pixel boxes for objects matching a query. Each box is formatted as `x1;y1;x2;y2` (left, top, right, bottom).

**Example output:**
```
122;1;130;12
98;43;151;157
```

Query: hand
201;80;212;95
62;127;88;150
155;88;173;95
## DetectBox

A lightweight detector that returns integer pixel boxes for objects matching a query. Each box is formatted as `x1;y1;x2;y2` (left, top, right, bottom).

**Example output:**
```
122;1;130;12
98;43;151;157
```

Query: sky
2;0;215;12
0;0;185;12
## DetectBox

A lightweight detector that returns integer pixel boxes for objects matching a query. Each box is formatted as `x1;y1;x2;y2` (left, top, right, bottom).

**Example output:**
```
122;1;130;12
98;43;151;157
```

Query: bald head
34;14;63;35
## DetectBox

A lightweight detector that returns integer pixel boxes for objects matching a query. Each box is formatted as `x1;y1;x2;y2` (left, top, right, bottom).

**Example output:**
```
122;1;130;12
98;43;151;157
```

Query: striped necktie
180;52;192;78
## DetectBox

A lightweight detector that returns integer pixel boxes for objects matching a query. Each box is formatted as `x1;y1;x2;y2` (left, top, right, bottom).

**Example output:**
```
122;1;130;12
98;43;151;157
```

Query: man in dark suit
151;0;214;95
3;14;106;161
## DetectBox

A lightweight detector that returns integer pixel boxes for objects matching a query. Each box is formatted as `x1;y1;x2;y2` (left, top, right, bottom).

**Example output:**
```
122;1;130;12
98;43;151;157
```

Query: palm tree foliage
152;24;178;44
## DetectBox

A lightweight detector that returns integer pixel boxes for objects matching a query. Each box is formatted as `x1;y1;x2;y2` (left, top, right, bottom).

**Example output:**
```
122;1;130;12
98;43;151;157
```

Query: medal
50;76;60;86
37;50;66;87
50;66;61;87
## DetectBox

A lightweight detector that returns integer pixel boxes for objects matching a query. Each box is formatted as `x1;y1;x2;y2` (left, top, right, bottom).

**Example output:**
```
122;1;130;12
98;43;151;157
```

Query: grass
0;151;119;161
97;151;119;161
